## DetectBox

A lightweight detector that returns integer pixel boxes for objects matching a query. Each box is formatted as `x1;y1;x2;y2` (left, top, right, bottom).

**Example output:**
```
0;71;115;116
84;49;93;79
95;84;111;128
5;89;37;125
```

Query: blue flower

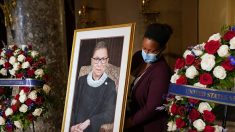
230;26;235;32
229;56;235;66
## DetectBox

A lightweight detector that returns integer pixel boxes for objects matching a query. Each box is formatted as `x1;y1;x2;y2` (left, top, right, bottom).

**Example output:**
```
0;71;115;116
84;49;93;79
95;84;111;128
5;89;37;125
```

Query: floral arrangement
166;25;235;132
0;45;51;131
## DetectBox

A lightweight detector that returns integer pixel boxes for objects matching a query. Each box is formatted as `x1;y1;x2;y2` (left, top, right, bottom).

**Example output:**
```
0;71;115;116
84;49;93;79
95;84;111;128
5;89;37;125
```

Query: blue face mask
141;49;158;63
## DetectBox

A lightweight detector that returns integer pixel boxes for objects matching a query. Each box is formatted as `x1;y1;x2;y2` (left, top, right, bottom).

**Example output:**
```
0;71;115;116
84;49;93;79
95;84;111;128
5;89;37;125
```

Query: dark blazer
127;51;171;132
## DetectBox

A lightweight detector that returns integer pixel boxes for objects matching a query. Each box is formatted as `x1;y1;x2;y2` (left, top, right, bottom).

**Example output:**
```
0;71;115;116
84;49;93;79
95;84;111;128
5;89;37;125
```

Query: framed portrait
62;23;135;132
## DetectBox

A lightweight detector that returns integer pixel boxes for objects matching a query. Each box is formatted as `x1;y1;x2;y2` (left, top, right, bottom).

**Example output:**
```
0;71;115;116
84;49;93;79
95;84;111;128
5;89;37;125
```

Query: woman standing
70;41;117;132
125;23;173;132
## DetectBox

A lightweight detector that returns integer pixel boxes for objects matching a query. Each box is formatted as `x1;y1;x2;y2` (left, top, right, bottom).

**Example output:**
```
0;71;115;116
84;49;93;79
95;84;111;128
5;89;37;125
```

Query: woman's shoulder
151;57;172;74
106;77;116;86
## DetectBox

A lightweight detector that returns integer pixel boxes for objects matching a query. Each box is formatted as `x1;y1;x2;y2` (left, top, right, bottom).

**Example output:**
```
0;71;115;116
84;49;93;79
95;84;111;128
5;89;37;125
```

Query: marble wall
7;0;68;131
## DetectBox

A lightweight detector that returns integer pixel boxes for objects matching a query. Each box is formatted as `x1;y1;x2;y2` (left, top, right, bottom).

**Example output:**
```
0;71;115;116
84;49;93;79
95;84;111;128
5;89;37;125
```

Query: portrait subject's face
91;48;109;78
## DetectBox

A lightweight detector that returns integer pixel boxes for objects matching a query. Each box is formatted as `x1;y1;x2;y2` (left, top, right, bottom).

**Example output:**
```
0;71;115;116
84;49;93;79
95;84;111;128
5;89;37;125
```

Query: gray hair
92;41;109;57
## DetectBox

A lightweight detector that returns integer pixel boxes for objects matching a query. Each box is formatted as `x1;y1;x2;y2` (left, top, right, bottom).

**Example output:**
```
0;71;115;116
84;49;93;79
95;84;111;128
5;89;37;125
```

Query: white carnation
0;58;5;65
43;84;51;94
193;82;207;88
213;66;226;79
167;121;177;131
185;66;199;79
175;96;183;101
22;61;30;69
198;102;212;113
229;37;235;49
31;51;39;58
200;53;215;71
19;94;27;103
183;50;192;58
0;68;7;76
9;69;16;76
14;120;23;129
193;119;206;131
8;45;15;50
208;33;221;41
5;108;13;116
192;49;203;56
13;62;20;71
19;90;25;96
0;116;5;125
11;99;17;105
28;90;37;101
0;49;6;57
32;108;43;116
170;73;180;83
213;125;223;132
217;45;230;57
17;54;26;62
9;56;17;65
19;104;28;113
34;69;44;77
13;49;21;56
21;45;28;51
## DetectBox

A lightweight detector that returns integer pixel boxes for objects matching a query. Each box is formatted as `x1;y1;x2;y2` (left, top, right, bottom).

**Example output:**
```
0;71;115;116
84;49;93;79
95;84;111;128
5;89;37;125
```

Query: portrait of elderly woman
70;38;123;132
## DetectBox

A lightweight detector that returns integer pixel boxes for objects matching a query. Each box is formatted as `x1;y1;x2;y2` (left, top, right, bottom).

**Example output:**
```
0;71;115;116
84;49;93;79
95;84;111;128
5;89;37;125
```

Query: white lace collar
87;71;108;87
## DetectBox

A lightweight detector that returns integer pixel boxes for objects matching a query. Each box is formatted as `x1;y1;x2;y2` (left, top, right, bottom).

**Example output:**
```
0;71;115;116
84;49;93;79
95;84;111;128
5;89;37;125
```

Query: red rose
204;125;215;132
4;62;11;69
5;51;13;58
189;108;200;121
28;45;33;50
43;74;49;82
205;40;221;54
186;55;195;65
176;118;186;128
0;87;5;94
177;106;186;116
188;98;199;104
25;57;33;64
27;113;34;121
222;59;235;71
20;87;30;93
223;31;235;41
14;94;20;100
176;76;187;85
194;59;201;69
188;129;197;132
175;58;185;69
27;69;35;77
11;105;18;113
25;98;33;106
35;96;44;105
170;103;178;115
199;73;213;85
16;73;24;78
40;57;46;64
203;110;216;123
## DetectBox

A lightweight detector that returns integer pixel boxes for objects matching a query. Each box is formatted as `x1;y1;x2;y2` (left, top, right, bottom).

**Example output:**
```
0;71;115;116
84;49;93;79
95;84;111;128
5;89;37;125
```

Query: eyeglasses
92;57;108;64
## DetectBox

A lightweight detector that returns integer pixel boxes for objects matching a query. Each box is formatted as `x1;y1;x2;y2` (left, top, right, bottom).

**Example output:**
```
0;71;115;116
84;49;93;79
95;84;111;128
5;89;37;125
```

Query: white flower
22;61;30;69
229;37;235;49
192;49;203;56
0;49;6;57
198;102;212;113
193;82;207;88
185;66;199;79
8;45;15;50
32;108;43;116
170;73;180;83
19;94;27;103
13;62;20;71
200;53;215;71
213;66;226;79
34;69;44;78
167;121;177;131
183;50;192;58
14;120;23;129
0;116;5;125
0;58;5;65
194;43;206;50
9;56;17;65
193;119;206;131
19;104;28;113
13;49;21;56
11;99;17;105
17;54;26;62
0;68;7;76
31;51;39;58
175;96;183;101
43;84;51;94
19;90;25;96
9;69;16;76
5;108;13;116
28;90;37;101
213;125;223;132
217;45;230;57
21;45;28;51
208;33;221;41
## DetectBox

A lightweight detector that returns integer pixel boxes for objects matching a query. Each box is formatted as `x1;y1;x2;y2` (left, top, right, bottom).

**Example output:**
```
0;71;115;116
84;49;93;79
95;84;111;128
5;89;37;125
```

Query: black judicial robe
70;74;117;132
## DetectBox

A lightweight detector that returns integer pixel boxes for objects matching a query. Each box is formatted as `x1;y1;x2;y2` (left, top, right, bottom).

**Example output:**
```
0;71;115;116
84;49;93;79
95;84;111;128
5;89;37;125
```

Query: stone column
7;0;68;131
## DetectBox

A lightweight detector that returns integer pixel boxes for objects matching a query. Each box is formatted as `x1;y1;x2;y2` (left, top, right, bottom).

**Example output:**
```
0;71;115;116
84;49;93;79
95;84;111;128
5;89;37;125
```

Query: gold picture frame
61;23;135;132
